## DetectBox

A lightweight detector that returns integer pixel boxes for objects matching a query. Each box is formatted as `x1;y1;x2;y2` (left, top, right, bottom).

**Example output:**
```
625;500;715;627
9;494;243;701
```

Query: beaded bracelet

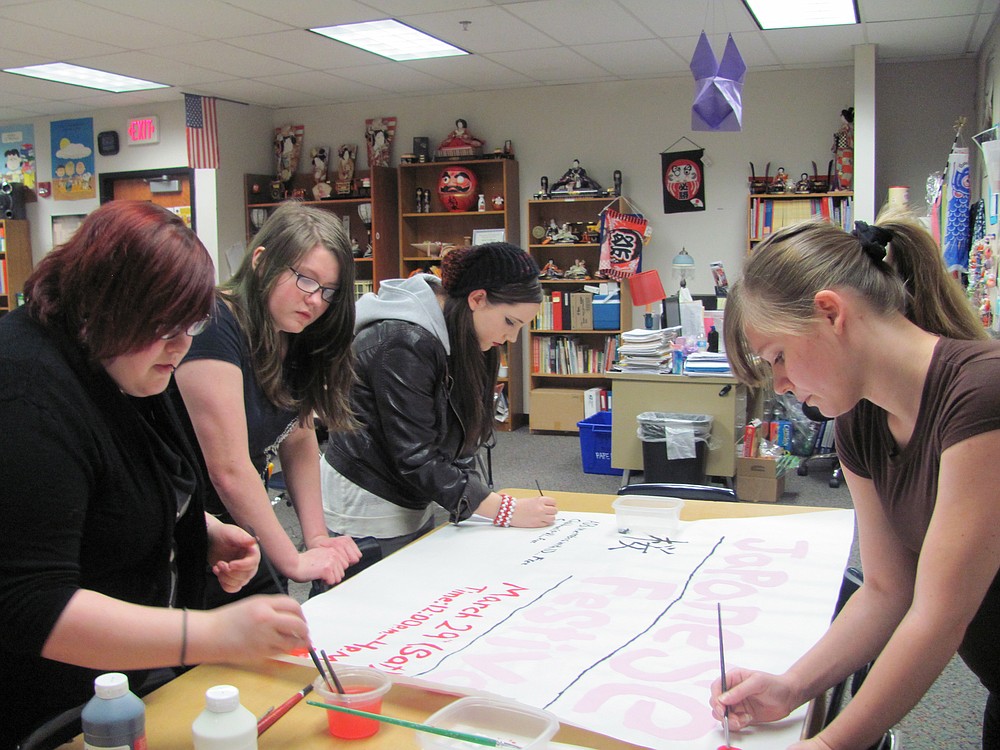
493;494;516;527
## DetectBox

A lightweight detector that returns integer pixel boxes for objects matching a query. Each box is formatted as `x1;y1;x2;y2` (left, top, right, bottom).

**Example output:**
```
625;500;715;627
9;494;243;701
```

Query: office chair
617;482;738;502
822;566;898;749
797;403;842;488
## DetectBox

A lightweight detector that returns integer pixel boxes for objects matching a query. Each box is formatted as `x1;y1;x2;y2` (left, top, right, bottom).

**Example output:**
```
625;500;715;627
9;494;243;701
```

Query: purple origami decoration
690;31;746;132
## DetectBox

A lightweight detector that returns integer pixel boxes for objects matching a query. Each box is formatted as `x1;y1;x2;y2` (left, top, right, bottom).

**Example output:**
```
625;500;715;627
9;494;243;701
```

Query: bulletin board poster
1;123;35;189
50;118;95;201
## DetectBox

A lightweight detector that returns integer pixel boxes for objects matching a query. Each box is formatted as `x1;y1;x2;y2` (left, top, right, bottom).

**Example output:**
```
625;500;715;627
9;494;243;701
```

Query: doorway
99;167;195;230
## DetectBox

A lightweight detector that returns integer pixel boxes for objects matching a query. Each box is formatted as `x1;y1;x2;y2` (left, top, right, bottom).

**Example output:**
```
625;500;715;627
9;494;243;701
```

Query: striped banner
184;94;218;169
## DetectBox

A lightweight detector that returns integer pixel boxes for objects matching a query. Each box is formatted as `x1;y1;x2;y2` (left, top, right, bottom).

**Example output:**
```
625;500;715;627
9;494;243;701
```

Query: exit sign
126;116;159;145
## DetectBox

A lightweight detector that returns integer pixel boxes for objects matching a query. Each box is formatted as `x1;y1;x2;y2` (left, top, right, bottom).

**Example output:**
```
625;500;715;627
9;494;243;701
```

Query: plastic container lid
94;673;130;700
204;685;242;713
418;696;559;750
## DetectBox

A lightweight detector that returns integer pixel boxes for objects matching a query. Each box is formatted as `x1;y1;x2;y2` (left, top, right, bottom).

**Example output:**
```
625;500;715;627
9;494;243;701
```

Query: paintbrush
320;648;346;694
249;526;345;694
535;480;544;495
306;700;523;748
718;602;731;749
257;683;313;735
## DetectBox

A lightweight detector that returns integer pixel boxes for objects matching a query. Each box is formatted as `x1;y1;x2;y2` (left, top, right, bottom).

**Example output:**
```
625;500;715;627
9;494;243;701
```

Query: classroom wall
274;67;854;310
10;98;273;278
876;58;977;216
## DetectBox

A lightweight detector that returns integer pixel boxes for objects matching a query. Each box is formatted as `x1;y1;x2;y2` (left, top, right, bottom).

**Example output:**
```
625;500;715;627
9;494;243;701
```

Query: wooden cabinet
747;191;853;252
608;372;747;479
0;219;32;313
244;167;398;298
397;158;523;431
526;196;631;433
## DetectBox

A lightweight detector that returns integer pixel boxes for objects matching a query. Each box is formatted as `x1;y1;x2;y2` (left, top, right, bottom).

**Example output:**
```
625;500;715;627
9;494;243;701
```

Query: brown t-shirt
837;336;1000;691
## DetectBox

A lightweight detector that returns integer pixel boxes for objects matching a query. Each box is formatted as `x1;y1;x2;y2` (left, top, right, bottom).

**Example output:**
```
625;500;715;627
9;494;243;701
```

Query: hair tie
852;221;893;264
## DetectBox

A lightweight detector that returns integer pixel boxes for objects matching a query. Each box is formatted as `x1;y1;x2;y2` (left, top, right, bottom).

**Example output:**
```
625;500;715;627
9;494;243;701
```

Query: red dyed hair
24;200;216;360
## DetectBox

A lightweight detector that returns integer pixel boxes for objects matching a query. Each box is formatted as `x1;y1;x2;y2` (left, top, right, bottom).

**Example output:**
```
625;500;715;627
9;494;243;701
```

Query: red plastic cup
313;667;392;739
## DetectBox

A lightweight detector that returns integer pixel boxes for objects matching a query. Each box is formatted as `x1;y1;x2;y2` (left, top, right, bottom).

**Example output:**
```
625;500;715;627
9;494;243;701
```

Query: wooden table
65;490;829;748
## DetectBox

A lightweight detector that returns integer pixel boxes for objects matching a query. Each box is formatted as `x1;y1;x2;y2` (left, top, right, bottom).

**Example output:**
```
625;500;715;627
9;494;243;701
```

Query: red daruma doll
437;166;478;212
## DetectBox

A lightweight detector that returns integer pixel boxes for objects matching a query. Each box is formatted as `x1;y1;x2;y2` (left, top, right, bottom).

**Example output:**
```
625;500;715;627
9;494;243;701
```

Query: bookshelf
747;192;854;252
398;157;523;431
244;166;399;299
0;219;32;314
526;196;631;433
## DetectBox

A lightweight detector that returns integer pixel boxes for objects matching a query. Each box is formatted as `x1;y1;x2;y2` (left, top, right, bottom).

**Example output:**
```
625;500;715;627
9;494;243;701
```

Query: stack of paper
616;328;679;373
682;351;733;376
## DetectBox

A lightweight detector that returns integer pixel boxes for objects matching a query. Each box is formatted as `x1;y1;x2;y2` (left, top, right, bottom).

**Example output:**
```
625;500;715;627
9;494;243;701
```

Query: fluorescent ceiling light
310;19;468;61
743;0;859;29
3;62;168;92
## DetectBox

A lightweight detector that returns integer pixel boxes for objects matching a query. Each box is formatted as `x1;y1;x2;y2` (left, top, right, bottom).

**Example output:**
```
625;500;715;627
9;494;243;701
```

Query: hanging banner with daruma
661;148;706;213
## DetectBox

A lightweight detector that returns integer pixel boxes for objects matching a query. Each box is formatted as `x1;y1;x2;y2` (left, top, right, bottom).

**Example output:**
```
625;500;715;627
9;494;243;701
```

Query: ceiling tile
82;0;293;38
0;20;123;59
219;0;387;28
484;45;616;81
572;39;688;77
71;52;235;87
394;6;560;53
865;17;981;58
504;0;653;44
399;55;535;89
0;0;200;49
225;30;383;70
147;40;307;78
326;62;469;95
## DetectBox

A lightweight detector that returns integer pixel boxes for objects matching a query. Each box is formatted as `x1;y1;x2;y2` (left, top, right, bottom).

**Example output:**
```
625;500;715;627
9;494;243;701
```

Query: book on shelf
531;334;619;375
583;386;612;417
569;292;594;330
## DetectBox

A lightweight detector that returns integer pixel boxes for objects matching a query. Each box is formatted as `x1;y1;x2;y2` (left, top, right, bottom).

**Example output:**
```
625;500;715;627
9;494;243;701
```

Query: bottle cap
94;672;129;700
204;684;241;713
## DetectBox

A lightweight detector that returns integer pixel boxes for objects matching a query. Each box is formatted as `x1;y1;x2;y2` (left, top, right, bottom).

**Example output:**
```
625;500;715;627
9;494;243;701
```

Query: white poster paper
302;509;855;749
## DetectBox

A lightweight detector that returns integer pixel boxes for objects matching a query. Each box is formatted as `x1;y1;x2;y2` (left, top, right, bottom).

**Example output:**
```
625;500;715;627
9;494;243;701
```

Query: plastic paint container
313;667;392;739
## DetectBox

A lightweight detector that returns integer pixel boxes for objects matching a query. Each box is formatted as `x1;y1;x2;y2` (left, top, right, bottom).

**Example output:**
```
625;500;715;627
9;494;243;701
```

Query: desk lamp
628;269;667;329
671;248;696;302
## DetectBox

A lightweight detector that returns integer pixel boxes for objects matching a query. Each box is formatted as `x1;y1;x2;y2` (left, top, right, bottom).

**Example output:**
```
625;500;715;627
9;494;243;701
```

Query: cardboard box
736;456;786;503
530;388;584;432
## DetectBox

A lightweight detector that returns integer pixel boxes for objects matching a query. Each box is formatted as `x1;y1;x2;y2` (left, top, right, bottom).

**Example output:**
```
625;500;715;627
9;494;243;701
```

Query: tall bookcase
526;196;631;433
397;157;523;431
244;166;399;298
0;219;33;314
747;191;854;252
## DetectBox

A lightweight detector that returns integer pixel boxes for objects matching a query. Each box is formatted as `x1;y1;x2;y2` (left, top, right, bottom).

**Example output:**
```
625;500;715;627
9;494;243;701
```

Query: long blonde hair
725;208;986;386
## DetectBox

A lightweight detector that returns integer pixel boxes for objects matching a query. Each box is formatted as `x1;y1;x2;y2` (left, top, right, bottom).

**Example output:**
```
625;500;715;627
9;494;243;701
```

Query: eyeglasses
160;315;211;340
288;266;339;303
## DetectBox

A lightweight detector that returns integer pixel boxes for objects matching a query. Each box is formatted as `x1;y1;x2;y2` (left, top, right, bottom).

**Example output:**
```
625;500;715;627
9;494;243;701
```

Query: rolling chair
617;482;738;502
822;566;898;749
797;403;842;489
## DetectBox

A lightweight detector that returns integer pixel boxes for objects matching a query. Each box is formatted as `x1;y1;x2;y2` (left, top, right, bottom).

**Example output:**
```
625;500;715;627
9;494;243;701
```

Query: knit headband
441;242;539;297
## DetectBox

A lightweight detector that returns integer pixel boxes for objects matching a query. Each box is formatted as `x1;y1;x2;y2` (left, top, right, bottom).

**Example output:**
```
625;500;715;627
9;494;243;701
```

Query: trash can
636;412;714;483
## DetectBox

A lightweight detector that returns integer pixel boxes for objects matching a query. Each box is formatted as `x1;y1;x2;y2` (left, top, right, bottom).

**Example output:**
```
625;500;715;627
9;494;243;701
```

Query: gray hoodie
355;274;450;354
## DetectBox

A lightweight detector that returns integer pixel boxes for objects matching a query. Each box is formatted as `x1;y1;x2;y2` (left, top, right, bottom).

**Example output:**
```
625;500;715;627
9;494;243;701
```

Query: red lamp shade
629;269;667;307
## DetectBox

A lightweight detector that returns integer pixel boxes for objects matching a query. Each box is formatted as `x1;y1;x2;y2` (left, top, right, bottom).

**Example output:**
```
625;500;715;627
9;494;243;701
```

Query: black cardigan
0;308;208;748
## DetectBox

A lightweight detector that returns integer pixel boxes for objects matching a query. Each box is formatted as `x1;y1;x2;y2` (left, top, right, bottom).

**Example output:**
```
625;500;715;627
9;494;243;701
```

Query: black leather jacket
323;319;490;521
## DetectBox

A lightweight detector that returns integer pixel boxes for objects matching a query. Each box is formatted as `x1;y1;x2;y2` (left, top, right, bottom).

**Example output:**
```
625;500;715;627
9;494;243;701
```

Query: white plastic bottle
81;672;146;750
477;193;486;212
192;685;257;750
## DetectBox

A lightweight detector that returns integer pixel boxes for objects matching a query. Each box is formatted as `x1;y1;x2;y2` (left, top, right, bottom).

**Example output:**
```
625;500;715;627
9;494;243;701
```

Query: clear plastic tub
417;696;559;750
612;495;683;536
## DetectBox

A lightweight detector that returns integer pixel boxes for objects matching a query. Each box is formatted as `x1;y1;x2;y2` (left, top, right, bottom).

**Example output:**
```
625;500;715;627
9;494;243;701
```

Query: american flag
184;93;219;169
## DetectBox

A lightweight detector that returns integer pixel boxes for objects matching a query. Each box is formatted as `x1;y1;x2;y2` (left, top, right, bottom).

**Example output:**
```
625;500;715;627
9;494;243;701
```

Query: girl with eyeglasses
172;201;361;606
0;201;313;749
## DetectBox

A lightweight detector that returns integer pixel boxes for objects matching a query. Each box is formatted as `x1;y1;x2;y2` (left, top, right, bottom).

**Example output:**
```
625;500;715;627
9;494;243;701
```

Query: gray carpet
281;428;985;748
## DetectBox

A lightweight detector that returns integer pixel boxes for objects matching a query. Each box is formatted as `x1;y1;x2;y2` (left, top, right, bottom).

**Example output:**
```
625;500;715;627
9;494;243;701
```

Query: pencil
718;602;731;749
306;700;522;748
257;683;313;735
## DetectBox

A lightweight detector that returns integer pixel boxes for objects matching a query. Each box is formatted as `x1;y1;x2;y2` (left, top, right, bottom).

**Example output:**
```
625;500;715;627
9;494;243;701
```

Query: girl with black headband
711;211;1000;749
321;243;558;560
